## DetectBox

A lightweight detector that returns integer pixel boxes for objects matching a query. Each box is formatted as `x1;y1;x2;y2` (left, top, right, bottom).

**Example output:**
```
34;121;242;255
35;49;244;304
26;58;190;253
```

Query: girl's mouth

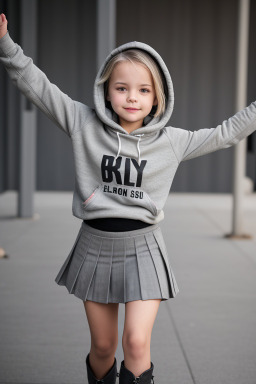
124;108;140;112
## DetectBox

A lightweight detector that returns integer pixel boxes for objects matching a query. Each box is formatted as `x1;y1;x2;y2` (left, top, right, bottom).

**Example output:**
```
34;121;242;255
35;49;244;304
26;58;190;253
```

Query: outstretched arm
165;101;256;163
0;13;76;137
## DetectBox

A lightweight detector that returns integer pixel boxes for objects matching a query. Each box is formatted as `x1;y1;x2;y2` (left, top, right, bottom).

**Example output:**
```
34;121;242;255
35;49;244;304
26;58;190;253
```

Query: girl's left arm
166;101;256;163
0;31;78;138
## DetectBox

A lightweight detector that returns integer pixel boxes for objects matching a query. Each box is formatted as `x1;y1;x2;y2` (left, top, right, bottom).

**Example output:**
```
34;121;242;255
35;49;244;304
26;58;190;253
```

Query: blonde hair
97;49;166;117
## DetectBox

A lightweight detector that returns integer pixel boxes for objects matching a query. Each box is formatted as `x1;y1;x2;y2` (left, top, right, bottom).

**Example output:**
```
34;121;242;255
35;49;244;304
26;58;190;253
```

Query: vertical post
18;0;38;218
228;0;251;239
97;0;116;71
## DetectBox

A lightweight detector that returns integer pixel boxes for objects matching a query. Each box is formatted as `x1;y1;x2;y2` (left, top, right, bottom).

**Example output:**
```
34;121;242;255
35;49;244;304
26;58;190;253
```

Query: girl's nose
127;93;137;102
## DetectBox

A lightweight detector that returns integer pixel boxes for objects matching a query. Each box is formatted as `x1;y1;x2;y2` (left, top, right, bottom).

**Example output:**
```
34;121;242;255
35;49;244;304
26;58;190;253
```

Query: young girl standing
0;13;256;384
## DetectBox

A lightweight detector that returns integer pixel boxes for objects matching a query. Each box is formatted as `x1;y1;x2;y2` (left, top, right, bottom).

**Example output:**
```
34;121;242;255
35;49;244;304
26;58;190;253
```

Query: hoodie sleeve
166;101;256;163
0;31;76;138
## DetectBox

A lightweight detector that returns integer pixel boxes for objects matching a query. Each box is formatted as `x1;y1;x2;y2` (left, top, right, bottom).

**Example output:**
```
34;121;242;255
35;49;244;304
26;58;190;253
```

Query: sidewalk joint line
165;302;198;384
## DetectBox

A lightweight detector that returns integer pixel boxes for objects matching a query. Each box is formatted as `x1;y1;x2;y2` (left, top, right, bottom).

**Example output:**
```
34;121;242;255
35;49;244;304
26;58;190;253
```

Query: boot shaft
118;360;155;384
86;353;118;384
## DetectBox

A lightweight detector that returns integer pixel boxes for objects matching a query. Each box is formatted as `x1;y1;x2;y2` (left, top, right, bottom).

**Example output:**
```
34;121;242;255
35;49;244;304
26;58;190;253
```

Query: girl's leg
83;300;119;379
122;299;161;377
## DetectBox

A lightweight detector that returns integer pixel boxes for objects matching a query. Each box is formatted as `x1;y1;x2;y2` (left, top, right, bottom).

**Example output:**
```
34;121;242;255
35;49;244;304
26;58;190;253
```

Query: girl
0;13;256;384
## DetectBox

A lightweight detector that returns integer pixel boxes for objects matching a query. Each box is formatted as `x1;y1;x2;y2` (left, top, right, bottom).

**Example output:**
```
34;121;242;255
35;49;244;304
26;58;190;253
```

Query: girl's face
107;61;157;134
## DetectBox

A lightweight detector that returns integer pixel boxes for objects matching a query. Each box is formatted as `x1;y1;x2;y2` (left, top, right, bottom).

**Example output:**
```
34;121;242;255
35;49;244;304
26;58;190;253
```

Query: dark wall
36;0;97;191
0;0;21;193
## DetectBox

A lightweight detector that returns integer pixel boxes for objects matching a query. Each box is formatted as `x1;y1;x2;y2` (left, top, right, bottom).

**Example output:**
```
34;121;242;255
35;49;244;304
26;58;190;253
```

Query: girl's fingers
0;13;6;21
0;13;7;24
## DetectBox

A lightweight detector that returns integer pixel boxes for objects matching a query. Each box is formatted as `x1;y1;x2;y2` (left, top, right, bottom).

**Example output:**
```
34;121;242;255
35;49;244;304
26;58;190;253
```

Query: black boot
118;360;155;384
85;353;118;384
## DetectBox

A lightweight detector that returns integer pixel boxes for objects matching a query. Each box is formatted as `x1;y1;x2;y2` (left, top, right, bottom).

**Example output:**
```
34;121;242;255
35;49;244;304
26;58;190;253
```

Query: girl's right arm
165;101;256;163
0;14;77;138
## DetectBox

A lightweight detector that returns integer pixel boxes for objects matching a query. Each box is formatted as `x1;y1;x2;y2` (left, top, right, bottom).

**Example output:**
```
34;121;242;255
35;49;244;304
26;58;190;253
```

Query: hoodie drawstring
115;132;122;161
115;132;144;165
136;135;143;165
134;134;144;165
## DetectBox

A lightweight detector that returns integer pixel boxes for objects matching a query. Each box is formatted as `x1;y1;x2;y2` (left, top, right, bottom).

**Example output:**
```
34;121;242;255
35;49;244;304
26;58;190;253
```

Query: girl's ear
153;96;158;106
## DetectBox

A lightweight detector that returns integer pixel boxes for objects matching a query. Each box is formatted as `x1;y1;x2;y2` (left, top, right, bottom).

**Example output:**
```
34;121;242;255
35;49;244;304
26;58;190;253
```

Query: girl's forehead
110;61;153;81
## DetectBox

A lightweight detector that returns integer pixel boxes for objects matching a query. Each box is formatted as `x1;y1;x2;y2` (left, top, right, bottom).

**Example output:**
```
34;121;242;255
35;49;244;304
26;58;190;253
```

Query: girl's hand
0;13;8;39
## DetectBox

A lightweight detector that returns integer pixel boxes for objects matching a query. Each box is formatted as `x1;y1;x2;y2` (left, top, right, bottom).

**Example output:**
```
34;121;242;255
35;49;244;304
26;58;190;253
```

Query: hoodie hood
93;41;174;136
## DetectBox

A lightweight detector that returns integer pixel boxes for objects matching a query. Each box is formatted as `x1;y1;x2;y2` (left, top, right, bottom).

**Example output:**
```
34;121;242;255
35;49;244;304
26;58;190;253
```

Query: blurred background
0;0;256;196
0;2;256;384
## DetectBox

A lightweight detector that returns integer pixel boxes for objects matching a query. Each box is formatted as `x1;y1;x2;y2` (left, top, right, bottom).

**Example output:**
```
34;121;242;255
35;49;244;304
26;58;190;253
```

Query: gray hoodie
0;32;256;224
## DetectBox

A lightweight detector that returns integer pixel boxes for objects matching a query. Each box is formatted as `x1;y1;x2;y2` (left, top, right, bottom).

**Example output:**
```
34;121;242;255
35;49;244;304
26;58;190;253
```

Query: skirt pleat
55;221;179;303
71;234;101;300
109;238;126;302
144;231;171;299
134;235;162;300
153;228;179;296
86;237;112;302
124;236;142;302
54;226;84;285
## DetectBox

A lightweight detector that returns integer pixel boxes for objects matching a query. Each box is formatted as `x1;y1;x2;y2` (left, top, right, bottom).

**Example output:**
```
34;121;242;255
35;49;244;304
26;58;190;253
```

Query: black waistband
83;218;152;232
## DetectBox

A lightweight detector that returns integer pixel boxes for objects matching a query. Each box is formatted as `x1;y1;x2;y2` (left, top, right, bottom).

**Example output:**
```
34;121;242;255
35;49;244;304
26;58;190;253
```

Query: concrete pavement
0;191;256;384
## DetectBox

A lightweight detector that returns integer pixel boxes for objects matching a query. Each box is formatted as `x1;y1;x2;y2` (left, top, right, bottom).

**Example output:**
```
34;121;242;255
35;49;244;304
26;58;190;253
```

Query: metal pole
18;0;38;218
97;0;116;71
228;0;251;239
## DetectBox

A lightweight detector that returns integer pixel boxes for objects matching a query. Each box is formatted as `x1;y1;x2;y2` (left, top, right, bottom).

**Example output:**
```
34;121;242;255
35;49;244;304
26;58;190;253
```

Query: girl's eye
116;87;150;93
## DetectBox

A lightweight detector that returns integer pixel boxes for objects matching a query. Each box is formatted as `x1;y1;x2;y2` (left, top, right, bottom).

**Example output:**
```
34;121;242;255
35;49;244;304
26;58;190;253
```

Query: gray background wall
0;0;255;194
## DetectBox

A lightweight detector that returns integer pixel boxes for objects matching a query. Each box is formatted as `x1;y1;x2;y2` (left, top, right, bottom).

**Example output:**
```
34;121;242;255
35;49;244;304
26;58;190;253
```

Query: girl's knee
122;332;149;358
92;337;118;358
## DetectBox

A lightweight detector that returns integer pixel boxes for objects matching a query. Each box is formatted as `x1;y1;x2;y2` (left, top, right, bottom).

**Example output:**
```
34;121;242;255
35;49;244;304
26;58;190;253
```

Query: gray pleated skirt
55;221;179;304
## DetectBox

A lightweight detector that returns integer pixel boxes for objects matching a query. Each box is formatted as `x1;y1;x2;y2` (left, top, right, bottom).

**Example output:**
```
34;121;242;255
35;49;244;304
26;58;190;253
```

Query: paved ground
0;191;256;384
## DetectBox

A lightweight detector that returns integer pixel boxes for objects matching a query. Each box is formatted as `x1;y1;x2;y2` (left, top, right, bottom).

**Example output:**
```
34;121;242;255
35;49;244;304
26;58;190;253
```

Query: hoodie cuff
0;31;17;56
